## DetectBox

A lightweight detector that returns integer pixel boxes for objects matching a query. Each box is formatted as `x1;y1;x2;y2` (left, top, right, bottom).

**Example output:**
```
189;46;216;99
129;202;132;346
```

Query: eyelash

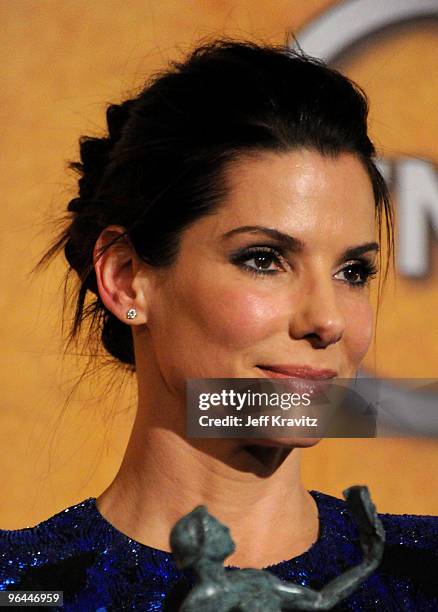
230;245;379;288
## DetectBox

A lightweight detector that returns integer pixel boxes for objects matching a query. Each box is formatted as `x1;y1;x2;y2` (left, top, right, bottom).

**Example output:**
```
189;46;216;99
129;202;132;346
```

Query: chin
245;437;322;448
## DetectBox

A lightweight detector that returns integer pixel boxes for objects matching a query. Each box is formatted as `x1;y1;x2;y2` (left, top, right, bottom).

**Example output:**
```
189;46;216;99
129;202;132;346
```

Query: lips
256;365;336;399
257;364;337;379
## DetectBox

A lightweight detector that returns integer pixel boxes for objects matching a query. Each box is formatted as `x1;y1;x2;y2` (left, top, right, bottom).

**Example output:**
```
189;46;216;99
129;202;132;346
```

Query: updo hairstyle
37;38;393;370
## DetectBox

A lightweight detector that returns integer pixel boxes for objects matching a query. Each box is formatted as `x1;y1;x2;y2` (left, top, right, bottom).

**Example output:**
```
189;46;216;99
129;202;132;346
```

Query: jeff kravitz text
198;414;318;427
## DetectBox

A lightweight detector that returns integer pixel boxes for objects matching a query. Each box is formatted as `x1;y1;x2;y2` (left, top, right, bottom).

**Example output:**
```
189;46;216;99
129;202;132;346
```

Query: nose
289;275;346;349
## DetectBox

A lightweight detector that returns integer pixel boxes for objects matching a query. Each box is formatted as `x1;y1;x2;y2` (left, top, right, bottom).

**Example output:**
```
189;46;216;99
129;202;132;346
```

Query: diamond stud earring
126;308;137;320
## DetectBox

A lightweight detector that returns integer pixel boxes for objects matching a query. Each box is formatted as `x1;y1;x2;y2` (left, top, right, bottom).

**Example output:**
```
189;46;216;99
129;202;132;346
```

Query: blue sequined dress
1;490;438;611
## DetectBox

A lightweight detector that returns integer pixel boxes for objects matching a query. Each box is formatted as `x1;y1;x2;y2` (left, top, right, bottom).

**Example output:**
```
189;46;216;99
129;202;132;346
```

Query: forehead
215;149;376;241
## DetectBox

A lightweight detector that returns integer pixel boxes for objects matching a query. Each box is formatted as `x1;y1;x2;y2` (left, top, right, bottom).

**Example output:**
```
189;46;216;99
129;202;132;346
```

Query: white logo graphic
291;0;438;279
290;0;438;429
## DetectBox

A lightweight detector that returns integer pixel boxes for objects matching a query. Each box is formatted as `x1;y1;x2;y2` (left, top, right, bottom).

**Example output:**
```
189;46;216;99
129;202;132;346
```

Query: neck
96;369;319;569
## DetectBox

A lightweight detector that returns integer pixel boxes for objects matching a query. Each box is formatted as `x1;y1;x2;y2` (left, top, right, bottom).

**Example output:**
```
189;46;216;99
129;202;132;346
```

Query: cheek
197;284;283;347
344;299;374;364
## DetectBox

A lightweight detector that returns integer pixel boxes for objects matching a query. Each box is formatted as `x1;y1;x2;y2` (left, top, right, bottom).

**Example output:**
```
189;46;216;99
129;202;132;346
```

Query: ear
93;225;149;326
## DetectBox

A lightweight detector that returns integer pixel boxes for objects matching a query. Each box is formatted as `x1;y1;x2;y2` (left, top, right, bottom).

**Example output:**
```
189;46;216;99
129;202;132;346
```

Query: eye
336;260;379;287
230;246;287;277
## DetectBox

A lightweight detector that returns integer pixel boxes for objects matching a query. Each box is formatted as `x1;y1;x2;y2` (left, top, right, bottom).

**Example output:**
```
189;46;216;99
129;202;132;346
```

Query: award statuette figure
169;485;385;611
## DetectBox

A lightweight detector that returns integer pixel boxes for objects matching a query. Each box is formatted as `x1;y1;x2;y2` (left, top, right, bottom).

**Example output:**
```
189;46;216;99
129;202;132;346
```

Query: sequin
1;490;438;611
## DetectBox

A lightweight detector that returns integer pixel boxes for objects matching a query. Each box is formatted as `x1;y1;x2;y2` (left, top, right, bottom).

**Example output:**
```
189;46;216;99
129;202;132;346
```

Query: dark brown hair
36;38;394;371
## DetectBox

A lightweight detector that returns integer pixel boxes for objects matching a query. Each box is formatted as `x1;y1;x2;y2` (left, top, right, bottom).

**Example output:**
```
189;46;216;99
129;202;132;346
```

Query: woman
1;38;438;611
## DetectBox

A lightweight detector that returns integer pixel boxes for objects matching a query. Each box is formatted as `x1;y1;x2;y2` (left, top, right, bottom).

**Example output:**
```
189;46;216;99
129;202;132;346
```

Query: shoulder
0;497;98;555
311;489;438;608
311;488;438;547
377;508;438;593
378;507;438;548
0;498;100;592
311;489;438;603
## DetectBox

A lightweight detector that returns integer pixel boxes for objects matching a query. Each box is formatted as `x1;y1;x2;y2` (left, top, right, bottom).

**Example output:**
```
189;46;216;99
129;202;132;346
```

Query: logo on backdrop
292;0;438;278
291;0;438;426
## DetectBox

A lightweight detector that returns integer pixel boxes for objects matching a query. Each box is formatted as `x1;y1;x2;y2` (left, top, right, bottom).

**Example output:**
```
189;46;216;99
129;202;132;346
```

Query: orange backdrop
1;0;437;528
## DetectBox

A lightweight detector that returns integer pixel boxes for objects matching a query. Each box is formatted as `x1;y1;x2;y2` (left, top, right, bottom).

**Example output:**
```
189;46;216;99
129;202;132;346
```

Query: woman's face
138;149;378;445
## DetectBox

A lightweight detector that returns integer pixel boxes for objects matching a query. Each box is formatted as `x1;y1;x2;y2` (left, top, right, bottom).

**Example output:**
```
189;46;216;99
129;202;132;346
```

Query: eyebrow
221;225;379;262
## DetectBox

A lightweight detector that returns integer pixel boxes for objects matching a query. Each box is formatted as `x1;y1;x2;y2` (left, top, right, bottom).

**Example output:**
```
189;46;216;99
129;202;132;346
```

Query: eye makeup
229;243;379;288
